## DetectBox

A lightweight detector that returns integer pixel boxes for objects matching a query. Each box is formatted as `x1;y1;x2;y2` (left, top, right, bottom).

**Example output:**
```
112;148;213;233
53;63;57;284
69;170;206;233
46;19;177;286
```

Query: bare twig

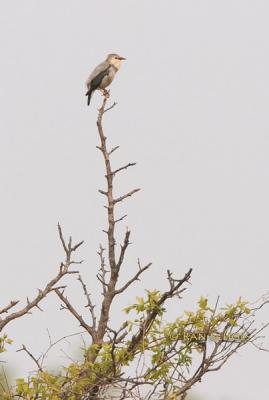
78;275;97;330
0;224;83;333
17;344;43;372
58;223;68;254
115;215;127;224
115;262;152;295
0;300;19;315
55;289;96;340
104;101;117;113
111;163;136;176
97;244;108;296
40;330;86;368
109;146;120;156
114;189;141;204
117;229;131;271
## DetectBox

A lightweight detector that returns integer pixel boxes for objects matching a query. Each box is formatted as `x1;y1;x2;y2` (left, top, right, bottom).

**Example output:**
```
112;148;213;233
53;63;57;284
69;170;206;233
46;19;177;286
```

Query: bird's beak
118;56;126;60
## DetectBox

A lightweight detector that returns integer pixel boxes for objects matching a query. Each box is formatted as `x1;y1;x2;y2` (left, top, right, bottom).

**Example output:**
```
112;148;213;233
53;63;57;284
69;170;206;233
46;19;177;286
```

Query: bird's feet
100;89;110;99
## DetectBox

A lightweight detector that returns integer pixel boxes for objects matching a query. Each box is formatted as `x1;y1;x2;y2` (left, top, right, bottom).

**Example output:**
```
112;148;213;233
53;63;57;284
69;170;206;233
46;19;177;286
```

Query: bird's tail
85;88;94;106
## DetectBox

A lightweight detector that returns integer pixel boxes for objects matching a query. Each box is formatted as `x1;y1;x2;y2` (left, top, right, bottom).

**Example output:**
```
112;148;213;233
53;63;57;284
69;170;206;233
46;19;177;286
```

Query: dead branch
78;275;97;330
111;162;136;176
55;289;96;340
0;224;83;333
117;229;131;271
108;145;120;155
97;244;108;295
115;215;127;224
40;330;86;368
17;344;43;372
94;97;142;347
0;300;19;316
115;261;152;295
114;189;141;204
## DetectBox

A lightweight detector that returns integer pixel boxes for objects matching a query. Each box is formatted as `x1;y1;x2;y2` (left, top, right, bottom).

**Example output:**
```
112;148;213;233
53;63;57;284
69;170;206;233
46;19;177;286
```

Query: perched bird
85;53;126;106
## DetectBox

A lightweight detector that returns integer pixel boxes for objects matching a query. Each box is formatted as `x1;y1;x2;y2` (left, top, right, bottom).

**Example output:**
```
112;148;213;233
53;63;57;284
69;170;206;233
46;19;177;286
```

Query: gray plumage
85;53;126;106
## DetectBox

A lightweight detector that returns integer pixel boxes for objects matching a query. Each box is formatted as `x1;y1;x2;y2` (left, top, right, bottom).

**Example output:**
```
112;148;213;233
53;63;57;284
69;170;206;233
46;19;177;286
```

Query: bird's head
107;53;126;70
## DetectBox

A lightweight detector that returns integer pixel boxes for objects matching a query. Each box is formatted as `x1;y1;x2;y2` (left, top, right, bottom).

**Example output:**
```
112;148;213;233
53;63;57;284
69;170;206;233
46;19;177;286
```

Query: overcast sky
0;1;269;399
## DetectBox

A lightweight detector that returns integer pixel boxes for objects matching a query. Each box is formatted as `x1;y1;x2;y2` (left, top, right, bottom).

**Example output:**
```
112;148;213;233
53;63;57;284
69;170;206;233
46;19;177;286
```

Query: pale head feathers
106;53;126;70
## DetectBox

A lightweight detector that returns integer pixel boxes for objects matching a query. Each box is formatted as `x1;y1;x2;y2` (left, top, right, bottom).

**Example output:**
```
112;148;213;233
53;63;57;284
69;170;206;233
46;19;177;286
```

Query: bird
85;53;126;106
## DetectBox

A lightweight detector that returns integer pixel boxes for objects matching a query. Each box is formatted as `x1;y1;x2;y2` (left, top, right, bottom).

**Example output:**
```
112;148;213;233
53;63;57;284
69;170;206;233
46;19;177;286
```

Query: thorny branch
125;268;193;357
55;289;96;340
115;260;152;295
97;244;108;296
48;96;269;400
0;224;83;333
95;96;143;345
9;93;269;400
15;330;86;376
78;275;97;330
17;344;43;372
49;96;148;366
0;301;20;316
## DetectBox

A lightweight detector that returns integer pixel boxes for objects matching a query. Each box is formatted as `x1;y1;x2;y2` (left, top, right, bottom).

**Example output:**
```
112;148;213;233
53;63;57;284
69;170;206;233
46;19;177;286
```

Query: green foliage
124;289;164;316
0;335;13;354
3;295;255;399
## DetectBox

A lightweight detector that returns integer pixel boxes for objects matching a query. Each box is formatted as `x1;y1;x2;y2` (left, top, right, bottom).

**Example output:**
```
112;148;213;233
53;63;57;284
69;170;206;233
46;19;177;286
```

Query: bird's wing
86;61;110;89
90;67;111;92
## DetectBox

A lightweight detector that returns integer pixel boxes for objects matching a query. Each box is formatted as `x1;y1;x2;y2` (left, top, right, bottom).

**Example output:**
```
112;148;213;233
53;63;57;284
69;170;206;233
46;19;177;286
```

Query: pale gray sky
0;1;269;399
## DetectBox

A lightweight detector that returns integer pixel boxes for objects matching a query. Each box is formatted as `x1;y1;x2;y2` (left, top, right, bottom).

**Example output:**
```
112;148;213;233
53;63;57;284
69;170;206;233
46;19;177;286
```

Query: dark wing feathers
90;67;110;90
85;67;110;106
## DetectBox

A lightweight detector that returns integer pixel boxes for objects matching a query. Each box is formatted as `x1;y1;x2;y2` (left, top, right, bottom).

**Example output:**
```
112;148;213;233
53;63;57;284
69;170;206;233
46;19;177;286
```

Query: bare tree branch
115;215;127;224
96;245;108;297
114;189;141;204
17;344;43;372
108;145;120;156
0;300;19;316
94;97;139;347
111;163;136;176
55;289;96;340
115;262;152;295
78;275;97;330
0;224;83;333
117;229;131;271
